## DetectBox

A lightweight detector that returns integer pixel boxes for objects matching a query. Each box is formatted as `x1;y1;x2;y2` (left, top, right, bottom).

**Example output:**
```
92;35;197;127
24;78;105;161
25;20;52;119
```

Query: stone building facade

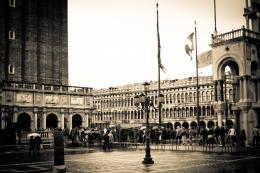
92;76;235;129
0;0;94;134
0;0;68;85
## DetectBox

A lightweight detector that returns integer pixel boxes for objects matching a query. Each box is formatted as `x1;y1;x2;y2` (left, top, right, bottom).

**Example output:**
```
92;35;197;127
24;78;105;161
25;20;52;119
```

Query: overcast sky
68;0;245;89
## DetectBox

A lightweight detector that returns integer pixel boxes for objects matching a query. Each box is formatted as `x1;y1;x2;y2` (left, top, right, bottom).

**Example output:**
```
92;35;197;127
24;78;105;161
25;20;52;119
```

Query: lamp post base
142;157;154;164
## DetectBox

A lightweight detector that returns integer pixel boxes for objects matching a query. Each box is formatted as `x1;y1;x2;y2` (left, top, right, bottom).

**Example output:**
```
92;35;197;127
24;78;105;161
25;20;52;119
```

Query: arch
190;107;193;116
216;56;242;79
190;121;197;128
174;122;181;129
207;121;215;128
72;114;83;128
202;106;206;116
199;121;206;128
226;119;233;128
46;113;58;129
182;121;189;128
166;122;173;129
17;112;31;131
166;108;169;118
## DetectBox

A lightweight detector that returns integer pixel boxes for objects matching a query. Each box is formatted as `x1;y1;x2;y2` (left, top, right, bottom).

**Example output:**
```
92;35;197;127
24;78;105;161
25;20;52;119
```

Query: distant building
92;0;260;145
92;76;235;129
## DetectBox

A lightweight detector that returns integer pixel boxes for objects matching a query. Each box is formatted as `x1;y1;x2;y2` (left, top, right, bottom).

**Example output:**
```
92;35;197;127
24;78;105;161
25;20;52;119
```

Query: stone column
13;111;18;124
240;110;249;145
243;76;250;102
60;113;64;130
42;112;46;129
232;82;237;102
239;77;244;102
84;113;89;127
217;111;223;127
217;80;224;101
68;113;72;129
34;112;38;130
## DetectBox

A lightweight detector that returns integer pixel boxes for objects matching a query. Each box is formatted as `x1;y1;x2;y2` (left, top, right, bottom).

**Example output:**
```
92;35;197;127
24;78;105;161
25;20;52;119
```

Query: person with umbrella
28;133;40;156
28;136;35;156
34;135;42;156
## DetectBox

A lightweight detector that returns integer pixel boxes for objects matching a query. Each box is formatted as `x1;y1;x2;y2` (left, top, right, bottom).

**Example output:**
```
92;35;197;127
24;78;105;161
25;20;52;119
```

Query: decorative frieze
16;93;33;103
71;96;84;105
45;95;59;105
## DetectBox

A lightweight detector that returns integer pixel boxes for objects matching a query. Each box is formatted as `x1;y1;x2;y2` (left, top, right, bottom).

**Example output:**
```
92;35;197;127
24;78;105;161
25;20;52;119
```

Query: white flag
185;32;194;60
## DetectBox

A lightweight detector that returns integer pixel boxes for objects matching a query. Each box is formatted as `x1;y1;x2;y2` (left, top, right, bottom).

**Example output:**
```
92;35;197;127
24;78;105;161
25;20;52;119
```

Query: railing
211;27;260;45
2;81;93;94
17;131;54;146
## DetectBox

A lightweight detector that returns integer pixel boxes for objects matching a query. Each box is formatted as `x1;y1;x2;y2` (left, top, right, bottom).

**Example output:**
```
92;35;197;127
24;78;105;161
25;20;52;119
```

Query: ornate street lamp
134;82;164;164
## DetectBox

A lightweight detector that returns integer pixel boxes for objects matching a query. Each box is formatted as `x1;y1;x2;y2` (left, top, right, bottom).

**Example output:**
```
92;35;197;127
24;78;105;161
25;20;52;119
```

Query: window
9;30;15;40
8;64;15;74
9;0;15;7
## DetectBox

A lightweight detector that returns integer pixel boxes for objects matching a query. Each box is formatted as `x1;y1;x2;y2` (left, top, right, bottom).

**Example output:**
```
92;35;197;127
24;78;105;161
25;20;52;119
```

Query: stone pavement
0;145;260;173
65;149;260;173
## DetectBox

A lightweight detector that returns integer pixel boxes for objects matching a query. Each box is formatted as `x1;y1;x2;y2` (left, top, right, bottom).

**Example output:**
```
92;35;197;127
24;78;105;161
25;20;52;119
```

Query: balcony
211;27;260;47
1;80;93;95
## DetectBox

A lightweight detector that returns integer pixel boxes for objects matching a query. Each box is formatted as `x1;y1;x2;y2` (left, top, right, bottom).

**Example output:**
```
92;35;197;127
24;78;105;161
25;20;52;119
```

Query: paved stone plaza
0;147;260;173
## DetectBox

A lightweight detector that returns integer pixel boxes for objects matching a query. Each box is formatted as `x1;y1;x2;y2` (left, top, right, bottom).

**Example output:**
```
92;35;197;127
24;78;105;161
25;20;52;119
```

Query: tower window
9;30;15;40
9;0;15;7
8;64;15;74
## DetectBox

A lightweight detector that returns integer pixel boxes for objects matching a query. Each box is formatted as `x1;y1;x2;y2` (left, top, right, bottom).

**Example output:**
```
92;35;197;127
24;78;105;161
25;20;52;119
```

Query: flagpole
195;21;200;129
214;0;217;34
156;3;162;126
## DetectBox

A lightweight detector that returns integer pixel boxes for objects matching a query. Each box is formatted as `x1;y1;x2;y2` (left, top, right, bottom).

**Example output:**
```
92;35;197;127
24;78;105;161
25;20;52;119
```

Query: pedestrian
34;136;42;156
220;126;226;146
207;127;214;146
214;126;221;145
176;126;182;145
239;129;246;147
29;136;35;156
252;125;260;147
200;127;208;146
228;127;237;146
103;131;109;150
108;130;114;150
181;127;187;145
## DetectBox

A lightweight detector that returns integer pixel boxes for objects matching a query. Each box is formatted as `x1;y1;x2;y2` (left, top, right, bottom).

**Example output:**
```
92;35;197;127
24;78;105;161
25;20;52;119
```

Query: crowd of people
63;125;260;148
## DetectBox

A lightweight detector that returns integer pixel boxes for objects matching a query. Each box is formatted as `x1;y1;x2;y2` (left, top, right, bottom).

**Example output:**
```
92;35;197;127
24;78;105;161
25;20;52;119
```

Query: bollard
53;131;66;173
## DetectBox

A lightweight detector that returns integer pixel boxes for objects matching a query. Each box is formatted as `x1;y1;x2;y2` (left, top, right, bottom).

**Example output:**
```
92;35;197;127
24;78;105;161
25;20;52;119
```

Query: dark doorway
17;113;31;131
46;114;58;129
72;114;82;128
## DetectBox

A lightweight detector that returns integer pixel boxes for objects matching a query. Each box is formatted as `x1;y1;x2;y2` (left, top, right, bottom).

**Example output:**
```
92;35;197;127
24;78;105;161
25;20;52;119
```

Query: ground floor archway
72;114;83;128
207;121;215;128
190;121;197;128
226;119;233;128
174;122;181;129
17;113;31;131
182;121;189;128
46;114;58;129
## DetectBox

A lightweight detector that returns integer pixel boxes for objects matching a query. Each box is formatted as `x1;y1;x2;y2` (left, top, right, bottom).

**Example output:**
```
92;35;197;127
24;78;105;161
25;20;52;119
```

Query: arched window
8;64;15;74
189;92;192;102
